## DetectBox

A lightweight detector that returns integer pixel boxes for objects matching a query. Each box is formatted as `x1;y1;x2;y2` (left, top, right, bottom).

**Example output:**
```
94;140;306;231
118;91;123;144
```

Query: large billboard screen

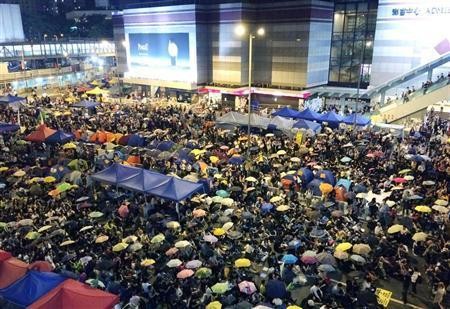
127;33;192;82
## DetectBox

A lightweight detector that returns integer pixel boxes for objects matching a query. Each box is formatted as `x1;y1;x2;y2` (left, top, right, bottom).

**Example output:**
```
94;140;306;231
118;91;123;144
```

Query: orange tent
0;256;28;288
335;186;347;202
106;132;116;143
25;125;57;142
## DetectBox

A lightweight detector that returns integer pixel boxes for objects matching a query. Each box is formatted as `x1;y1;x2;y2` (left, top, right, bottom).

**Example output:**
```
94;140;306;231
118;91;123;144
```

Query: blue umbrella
228;156;244;165
156;141;175;151
282;254;298;264
336;179;351;191
261;203;273;212
407;195;423;200
288;239;302;249
353;184;367;193
45;131;74;144
216;190;229;198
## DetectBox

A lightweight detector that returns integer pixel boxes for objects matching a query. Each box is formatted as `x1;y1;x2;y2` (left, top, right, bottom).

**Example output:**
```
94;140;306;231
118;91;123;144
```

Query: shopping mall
113;0;450;116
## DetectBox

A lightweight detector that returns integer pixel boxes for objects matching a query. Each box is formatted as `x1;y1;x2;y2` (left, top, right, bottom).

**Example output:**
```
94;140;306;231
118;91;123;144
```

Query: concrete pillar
427;68;433;81
380;91;386;105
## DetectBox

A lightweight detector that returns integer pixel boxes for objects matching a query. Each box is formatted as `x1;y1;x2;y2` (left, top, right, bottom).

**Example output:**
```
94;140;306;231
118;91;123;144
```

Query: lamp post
235;24;265;137
354;40;372;130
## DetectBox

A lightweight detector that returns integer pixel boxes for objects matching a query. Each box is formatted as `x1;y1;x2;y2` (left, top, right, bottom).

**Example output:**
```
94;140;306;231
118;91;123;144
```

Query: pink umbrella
118;205;129;218
238;281;257;295
177;269;194;279
301;255;318;265
393;177;406;184
193;209;207;218
203;234;218;243
165;247;179;256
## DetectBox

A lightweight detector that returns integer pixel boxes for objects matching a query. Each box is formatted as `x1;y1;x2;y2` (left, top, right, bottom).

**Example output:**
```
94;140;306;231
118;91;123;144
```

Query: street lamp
235;24;265;137
354;40;372;129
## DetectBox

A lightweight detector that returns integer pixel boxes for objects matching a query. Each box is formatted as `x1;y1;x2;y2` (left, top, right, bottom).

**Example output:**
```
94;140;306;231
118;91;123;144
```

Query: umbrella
196;267;212;278
412;232;428;242
37;225;53;233
177;269;194;279
80;256;93;265
211;282;230;294
227;230;242;239
350;254;366;264
166;221;181;229
316;252;336;266
319;183;333;194
79;226;94;232
352;244;371;255
86;279;105;289
140;259;156;267
393;177;406;183
301;255;317;264
288;239;302;249
318;264;335;272
282;254;298;264
238;281;257;295
25;231;41;240
335;242;352;252
186;260;202;269
266;279;286;299
18;219;33;226
234;258;251;268
151;233;165;244
167;259;182;268
112;242;129;252
213;228;226;236
432;205;449;213
118;205;129;218
222;222;233;231
13;170;26;177
129;242;143;252
88;211;104;218
276;205;290;212
122;235;138;244
277;150;287;155
95;235;109;243
193;208;207;217
387;224;406;234
334;250;349;260
216;190;229;198
423;180;435;186
340;156;352;163
206;301;222;309
270;196;283;203
245;176;257;182
175;240;191;248
221;198;234;207
204;234;219;243
60;240;76;247
407;195;423;200
415;205;431;213
331;210;343;217
43;176;56;183
261;203;273;212
404;175;414;181
165;247;179;256
63;142;77;150
435;199;448;206
398;169;411;174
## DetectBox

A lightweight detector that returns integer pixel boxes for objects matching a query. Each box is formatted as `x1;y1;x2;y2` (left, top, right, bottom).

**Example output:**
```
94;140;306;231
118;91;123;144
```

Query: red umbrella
25;125;57;142
300;256;318;265
393;177;406;184
28;260;53;272
118;205;129;218
177;269;194;279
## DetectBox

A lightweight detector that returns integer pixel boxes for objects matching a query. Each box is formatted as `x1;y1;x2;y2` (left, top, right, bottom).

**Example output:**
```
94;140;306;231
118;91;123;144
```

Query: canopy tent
0;123;20;134
127;134;145;147
0;271;67;307
271;107;299;118
295;108;322;121
342;113;371;126
319;111;343;128
28;279;119;309
293;119;321;132
298;167;314;186
25;125;57;143
373;122;405;137
336;178;352;191
147;177;204;202
90;163;141;185
0;95;26;111
268;116;296;133
118;169;171;193
85;87;107;96
45;131;74;144
316;169;336;186
0;257;28;289
71;101;100;109
216;112;270;130
307;179;323;196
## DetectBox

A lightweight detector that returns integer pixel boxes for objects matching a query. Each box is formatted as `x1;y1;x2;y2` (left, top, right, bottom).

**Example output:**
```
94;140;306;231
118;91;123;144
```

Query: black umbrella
266;279;286;299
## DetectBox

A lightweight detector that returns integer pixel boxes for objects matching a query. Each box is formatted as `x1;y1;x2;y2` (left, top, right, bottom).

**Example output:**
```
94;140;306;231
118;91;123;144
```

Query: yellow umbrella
206;301;222;309
277;150;287;155
210;156;219;164
175;240;191;248
95;235;109;243
333;250;349;260
335;242;352;252
140;259;156;267
245;176;257;182
415;205;431;213
25;231;41;240
37;225;53;233
435;199;448;206
112;242;129;252
53;111;62;117
86;87;107;95
63;142;77;150
270;196;283;203
0;167;8;172
412;232;428;242
13;170;26;177
319;183;333;194
290;157;301;163
28;177;43;184
150;233;165;244
387;224;405;234
122;235;138;243
191;149;206;156
213;228;226;236
287;306;302;309
60;240;76;246
43;176;56;183
234;258;251;268
276;205;290;212
166;221;181;229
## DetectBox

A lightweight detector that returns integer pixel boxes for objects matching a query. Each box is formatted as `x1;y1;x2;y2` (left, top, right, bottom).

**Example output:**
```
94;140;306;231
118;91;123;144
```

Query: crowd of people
0;92;449;309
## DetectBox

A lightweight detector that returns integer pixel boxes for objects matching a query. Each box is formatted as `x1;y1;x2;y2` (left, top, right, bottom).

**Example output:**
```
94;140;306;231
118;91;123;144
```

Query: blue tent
0;271;67;308
71;101;100;109
127;134;145;147
307;179;323;196
45;130;74;144
295;108;322;121
0;123;20;134
293;119;321;132
336;178;351;191
342;113;371;126
319;111;343;128
119;169;171;193
0;95;26;111
148;178;203;202
271;107;299;118
91;163;141;185
298;167;314;186
316;169;336;186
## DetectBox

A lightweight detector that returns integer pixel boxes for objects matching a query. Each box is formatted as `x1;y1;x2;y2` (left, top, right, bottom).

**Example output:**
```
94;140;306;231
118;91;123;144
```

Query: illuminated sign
392;6;450;16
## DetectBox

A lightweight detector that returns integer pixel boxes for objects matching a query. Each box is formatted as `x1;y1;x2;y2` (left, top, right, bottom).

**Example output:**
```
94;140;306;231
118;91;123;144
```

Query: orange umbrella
97;131;107;144
319;183;333;194
48;189;61;197
127;155;141;165
197;161;208;173
106;132;116;142
114;133;123;142
89;132;98;142
73;129;82;140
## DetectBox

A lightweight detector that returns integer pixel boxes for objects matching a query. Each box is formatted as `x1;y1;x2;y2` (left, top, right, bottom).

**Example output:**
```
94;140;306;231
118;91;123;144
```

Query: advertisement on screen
128;33;192;81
